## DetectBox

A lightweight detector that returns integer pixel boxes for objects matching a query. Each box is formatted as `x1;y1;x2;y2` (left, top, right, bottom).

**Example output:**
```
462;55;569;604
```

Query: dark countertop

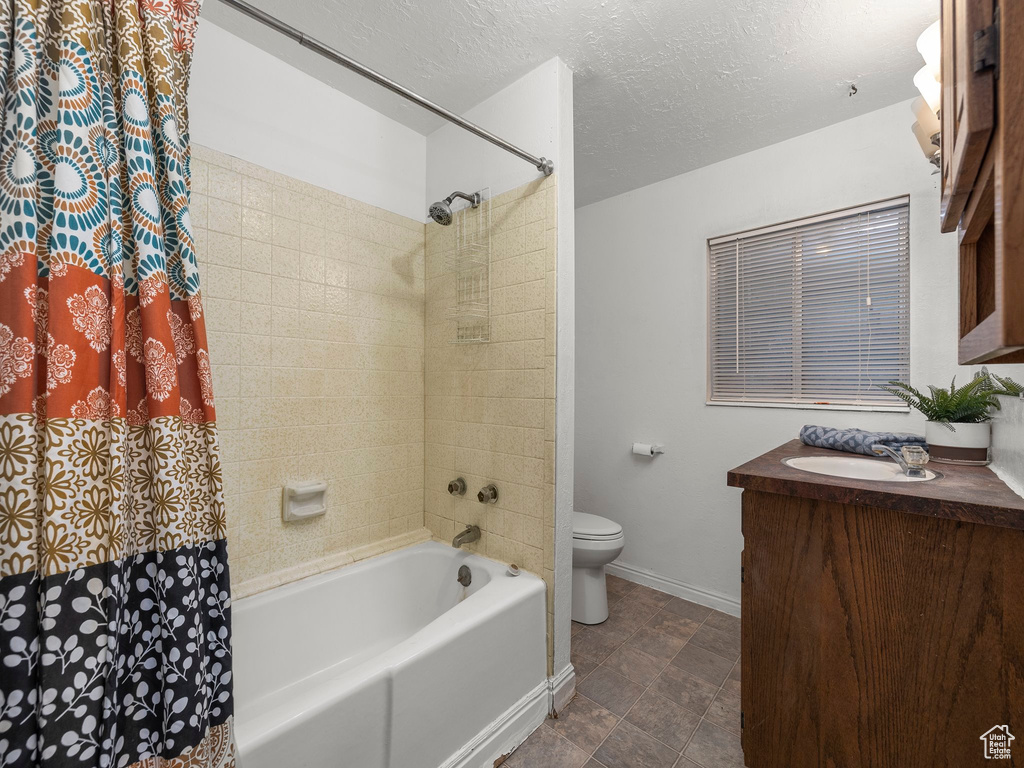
728;439;1024;531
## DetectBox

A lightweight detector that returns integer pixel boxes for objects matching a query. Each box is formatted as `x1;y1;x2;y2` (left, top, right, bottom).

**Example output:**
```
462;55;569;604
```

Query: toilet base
572;565;610;624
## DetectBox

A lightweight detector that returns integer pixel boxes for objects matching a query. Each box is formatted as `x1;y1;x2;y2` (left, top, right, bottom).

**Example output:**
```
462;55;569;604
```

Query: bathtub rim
231;539;517;614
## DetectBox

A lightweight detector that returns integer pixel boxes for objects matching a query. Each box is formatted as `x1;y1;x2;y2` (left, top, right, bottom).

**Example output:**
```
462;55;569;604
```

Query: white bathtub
232;541;548;768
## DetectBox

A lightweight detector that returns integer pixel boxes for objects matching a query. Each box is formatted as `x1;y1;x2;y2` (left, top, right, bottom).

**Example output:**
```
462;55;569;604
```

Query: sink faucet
872;445;929;478
452;525;481;548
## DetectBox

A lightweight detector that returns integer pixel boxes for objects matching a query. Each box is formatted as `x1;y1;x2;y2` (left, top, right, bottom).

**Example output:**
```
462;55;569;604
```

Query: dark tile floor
505;576;743;768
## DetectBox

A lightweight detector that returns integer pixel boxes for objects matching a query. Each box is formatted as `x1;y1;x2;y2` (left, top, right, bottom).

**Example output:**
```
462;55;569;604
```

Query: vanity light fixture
911;20;941;169
911;96;941;165
916;19;942;80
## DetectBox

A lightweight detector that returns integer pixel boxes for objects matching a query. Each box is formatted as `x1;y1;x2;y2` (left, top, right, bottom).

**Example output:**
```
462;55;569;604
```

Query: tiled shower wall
191;146;559;663
423;178;559;663
191;145;427;596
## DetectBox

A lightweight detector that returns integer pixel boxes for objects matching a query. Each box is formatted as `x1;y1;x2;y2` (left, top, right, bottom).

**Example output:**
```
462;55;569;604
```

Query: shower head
429;200;453;226
428;190;481;226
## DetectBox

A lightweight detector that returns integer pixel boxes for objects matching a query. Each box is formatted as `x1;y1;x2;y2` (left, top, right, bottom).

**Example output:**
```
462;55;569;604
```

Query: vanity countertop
728;439;1024;531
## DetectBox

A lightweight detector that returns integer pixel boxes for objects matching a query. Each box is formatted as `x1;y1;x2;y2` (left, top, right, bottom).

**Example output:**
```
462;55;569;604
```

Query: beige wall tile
422;181;558;671
195;144;426;596
209;166;241;204
208;198;241;236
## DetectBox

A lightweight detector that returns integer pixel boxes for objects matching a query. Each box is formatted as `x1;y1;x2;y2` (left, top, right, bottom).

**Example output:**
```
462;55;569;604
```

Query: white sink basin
783;455;938;482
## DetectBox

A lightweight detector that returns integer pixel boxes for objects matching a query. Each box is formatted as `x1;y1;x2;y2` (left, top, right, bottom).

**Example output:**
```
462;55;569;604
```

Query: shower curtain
0;0;234;766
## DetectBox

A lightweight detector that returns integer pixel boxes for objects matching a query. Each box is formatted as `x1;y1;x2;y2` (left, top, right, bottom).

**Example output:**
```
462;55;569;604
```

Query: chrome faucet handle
901;446;929;466
872;444;927;477
901;446;929;478
477;484;498;504
448;477;466;496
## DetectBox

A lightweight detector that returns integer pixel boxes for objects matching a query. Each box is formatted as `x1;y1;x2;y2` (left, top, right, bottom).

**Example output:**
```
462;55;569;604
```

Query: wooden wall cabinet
941;0;1024;363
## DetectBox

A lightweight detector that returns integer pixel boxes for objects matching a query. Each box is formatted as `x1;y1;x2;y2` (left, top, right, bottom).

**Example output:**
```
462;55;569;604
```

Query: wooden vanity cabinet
730;442;1024;768
941;0;1024;363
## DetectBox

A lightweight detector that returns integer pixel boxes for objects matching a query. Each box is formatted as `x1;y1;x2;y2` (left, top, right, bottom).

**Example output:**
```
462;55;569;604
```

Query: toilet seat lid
573;511;623;540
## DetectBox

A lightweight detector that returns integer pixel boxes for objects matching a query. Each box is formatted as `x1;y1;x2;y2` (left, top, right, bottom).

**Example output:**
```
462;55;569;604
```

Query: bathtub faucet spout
452;525;481;549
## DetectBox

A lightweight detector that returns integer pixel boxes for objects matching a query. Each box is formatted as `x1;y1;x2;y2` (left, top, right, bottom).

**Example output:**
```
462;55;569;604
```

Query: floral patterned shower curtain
0;0;234;766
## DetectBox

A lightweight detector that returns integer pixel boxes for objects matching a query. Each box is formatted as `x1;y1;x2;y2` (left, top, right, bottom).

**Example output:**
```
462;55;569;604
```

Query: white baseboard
548;663;576;715
440;680;549;768
606;560;741;617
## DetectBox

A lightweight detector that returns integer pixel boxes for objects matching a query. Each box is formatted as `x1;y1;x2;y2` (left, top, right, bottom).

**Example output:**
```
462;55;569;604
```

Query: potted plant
990;372;1024;398
878;372;1021;464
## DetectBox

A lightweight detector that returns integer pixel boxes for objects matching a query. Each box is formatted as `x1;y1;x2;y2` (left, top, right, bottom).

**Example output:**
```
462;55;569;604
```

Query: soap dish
282;481;327;521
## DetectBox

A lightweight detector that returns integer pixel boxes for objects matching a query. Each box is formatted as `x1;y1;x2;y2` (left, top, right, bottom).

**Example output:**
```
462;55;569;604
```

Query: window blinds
708;197;910;410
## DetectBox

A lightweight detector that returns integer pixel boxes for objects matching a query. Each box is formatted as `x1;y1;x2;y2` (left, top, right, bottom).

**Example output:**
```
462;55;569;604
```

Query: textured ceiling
201;0;936;207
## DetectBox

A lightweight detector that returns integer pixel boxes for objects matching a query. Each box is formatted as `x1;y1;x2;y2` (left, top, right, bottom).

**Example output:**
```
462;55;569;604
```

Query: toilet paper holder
632;442;665;457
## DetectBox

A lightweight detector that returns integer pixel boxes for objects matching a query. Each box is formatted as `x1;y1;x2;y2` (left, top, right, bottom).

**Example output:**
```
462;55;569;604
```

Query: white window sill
705;400;911;413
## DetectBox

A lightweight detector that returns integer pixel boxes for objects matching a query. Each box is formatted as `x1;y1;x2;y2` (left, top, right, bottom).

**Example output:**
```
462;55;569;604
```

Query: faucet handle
477;484;498;504
901;446;929;467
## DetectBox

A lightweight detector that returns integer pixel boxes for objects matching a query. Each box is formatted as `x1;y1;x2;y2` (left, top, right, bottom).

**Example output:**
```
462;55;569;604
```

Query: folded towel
800;425;927;457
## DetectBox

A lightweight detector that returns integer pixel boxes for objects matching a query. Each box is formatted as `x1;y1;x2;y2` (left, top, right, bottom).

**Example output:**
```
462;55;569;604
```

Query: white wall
993;397;1024;497
190;22;426;221
552;60;575;681
425;60;562;206
574;100;1017;611
425;58;576;680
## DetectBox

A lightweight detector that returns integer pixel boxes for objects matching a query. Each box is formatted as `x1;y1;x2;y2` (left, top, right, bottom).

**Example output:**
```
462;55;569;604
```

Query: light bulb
917;20;941;79
911;96;940;137
912;121;938;159
914;65;941;114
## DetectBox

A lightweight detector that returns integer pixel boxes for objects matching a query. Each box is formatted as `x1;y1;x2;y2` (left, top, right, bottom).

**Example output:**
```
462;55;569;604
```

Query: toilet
571;511;625;624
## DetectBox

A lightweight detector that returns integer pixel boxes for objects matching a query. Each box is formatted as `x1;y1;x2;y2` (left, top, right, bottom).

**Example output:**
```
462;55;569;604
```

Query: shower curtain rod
213;0;555;177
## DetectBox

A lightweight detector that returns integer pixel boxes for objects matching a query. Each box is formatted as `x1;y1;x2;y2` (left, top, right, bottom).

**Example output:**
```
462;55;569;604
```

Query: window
708;197;910;410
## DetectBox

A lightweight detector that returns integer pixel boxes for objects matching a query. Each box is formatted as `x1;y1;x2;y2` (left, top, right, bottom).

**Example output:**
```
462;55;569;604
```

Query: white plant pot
925;421;991;465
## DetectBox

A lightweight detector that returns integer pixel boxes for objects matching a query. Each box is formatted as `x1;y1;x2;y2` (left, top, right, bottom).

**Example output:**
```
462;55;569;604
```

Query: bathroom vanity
728;440;1024;768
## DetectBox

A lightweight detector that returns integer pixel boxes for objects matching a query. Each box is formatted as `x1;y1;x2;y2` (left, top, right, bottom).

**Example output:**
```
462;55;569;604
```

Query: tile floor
505;575;743;768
